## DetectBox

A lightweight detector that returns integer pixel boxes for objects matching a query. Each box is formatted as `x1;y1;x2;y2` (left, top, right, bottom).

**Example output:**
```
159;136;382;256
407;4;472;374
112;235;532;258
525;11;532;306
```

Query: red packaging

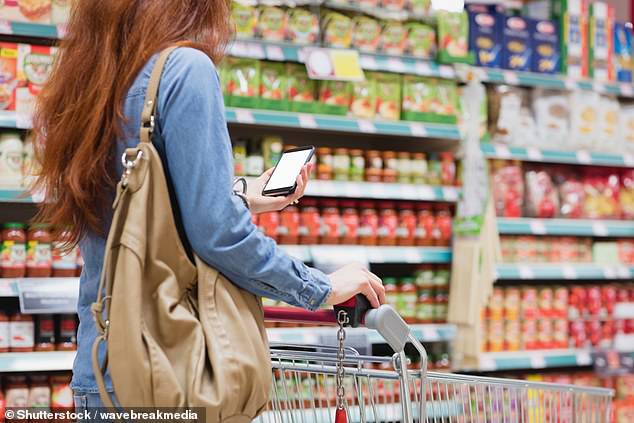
489;288;505;320
537;319;553;349
538;288;553;318
587;286;602;317
621;169;634;219
552;287;568;319
582;169;621;219
552;319;568;349
521;287;539;320
505;320;521;351
615;319;626;335
521;319;537;350
559;237;580;262
617;285;630;303
434;206;452;246
569;320;586;348
525;165;559;218
321;200;342;244
258;212;279;242
491;160;524;218
516;236;537;263
569;286;587;319
504;288;521;320
627;319;634;334
415;204;434;246
601;320;615;347
553;167;585;218
586;319;602;347
602;285;617;317
396;202;416;246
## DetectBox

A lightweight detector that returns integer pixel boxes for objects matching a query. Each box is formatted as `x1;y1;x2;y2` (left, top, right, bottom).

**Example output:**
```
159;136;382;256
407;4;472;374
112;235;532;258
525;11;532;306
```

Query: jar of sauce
411;153;428;184
333;148;350;181
358;202;378;246
317;147;333;180
434;288;449;323
278;206;300;245
400;277;418;323
299;199;320;245
52;229;78;277
365;151;383;182
258;212;280;242
0;310;8;353
9;312;33;352
377;202;398;246
397;152;411;184
396;202;416;246
28;375;51;409
340;201;359;245
34;314;55;352
56;314;77;351
26;224;52;277
5;375;28;408
349;149;365;181
50;374;73;414
1;223;26;278
320;200;341;244
415;204;434;246
384;277;400;310
382;151;398;183
435;206;453;247
417;286;435;324
440;152;456;186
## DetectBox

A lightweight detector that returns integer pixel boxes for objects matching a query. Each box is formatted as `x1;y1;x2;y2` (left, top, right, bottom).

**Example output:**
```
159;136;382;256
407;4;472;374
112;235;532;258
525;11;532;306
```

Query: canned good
521;319;537;350
552;287;568;319
537;319;553;349
489;288;505;321
504;288;520;320
521;287;538;320
538;288;553;318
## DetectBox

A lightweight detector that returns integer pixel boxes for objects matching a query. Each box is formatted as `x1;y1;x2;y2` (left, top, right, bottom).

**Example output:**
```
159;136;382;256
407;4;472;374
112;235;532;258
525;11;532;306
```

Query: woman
33;0;385;409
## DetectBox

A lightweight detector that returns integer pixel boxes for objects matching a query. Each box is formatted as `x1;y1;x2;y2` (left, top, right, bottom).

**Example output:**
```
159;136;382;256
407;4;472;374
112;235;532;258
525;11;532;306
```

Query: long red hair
32;0;232;244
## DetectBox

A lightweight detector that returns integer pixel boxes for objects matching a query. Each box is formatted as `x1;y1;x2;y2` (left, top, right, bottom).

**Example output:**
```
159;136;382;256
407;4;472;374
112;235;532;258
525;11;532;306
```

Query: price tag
576;351;592;366
564;78;577;90
480;356;497;371
298;114;317;129
56;24;68;38
246;43;265;59
0;19;12;35
439;65;455;79
18;278;79;314
410;122;427;137
576;150;592;164
442;187;459;202
529;220;547;235
562;265;577;280
592;221;609;237
602;266;617;279
358;120;376;133
414;61;432;76
386;58;405;73
617;266;632;279
359;55;378;70
530;354;546;369
526;147;543;161
405;248;421;263
418;185;435;200
624;153;634;167
265;45;285;61
494;144;512;159
235;109;255;124
620;83;634;97
518;265;535;280
503;71;520;85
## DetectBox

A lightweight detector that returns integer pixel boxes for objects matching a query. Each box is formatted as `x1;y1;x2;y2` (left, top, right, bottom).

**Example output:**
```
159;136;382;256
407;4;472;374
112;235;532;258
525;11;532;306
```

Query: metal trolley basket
257;303;614;423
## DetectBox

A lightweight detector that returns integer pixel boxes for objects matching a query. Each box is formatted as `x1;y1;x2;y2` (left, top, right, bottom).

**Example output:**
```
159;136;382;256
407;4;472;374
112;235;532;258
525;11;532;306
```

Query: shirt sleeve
154;48;331;311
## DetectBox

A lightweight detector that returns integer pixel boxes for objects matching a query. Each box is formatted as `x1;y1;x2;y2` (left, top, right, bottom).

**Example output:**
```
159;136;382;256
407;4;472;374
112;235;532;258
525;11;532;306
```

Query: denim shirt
71;47;332;392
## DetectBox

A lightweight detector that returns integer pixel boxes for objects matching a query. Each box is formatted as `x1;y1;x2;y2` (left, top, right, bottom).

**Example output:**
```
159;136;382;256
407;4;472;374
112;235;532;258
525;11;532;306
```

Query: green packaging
350;75;377;119
406;23;437;59
322;11;354;48
318;80;352;115
402;76;458;124
437;10;474;64
286;63;317;113
259;62;288;111
374;73;402;121
224;58;260;108
231;3;258;39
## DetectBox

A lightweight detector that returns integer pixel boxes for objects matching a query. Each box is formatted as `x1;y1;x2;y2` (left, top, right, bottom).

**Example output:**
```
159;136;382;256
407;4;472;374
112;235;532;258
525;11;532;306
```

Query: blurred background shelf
497;218;634;238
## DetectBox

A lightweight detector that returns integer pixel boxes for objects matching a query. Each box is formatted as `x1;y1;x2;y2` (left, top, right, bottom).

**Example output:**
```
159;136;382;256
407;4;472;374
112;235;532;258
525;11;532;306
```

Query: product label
530;19;560;74
614;22;632;83
1;241;26;268
10;320;34;349
467;5;503;68
503;16;531;71
52;244;77;270
27;241;52;268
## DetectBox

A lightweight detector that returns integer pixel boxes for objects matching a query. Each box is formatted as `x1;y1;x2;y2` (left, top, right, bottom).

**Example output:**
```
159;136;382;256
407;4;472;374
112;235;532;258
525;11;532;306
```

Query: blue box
529;19;560;74
614;22;633;82
467;4;504;68
502;15;532;72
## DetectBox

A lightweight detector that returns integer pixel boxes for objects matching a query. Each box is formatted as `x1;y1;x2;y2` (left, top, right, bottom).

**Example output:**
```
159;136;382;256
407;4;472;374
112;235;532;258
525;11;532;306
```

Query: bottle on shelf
9;312;33;353
1;223;27;278
26;224;53;278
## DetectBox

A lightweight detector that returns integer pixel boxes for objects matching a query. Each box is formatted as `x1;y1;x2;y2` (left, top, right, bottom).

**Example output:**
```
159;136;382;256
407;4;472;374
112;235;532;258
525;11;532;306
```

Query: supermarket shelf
279;245;452;264
226;107;461;140
0;351;76;372
0;278;19;296
0;19;61;39
497;218;634;238
245;178;460;202
495;264;634;280
481;142;634;168
267;323;456;345
477;349;634;372
0;189;32;203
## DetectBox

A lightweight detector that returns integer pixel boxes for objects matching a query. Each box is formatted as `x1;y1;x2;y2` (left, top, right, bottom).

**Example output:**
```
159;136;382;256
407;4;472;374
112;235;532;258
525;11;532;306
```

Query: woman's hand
325;262;386;309
247;164;312;214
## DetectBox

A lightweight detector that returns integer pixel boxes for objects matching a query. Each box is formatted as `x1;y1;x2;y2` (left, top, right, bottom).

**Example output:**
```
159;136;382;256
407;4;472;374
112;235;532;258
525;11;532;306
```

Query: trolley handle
264;294;371;328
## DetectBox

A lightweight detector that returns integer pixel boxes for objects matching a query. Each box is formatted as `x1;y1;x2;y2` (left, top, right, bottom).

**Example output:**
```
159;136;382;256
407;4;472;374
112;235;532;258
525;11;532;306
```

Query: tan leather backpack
90;47;272;422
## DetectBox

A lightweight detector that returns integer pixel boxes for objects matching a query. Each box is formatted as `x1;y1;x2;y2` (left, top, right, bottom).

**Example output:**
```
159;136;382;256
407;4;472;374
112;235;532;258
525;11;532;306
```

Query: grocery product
287;8;319;45
232;2;258;39
0;132;23;187
10;312;34;352
340;201;359;244
588;1;614;82
467;4;503;68
408;0;430;15
382;151;397;183
583;169;621;219
34;314;55;352
553;0;589;78
16;44;56;121
405;23;436;59
257;6;287;42
51;229;79;277
223;58;260;108
351;16;381;53
320;200;341;244
322;11;353;49
261;136;283;170
382;0;406;11
286;63;317;113
299;199;320;245
569;90;600;150
374;73;401;121
333;148;351;181
437;10;473;64
530;18;560;74
598;95;620;152
622;105;634;154
51;0;71;25
490;160;524;218
26;224;52;278
532;89;569;148
350;76;377;119
318;80;351;116
402;76;458;124
377;201;398;246
621;170;634;220
552;167;585;218
381;21;408;56
502;15;532;72
613;22;633;83
487;85;531;146
0;0;51;23
1;223;26;278
259;62;287;111
0;43;19;113
524;165;559;218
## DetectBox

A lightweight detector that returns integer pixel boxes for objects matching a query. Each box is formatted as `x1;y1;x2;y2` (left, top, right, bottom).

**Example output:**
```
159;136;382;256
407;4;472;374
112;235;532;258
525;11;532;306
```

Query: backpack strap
140;46;179;144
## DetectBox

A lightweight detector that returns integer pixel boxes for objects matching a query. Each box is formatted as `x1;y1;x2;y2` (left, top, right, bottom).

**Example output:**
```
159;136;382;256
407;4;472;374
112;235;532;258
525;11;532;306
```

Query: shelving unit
0;351;76;373
0;19;61;39
495;264;633;281
476;349;600;372
280;245;452;264
497;218;634;238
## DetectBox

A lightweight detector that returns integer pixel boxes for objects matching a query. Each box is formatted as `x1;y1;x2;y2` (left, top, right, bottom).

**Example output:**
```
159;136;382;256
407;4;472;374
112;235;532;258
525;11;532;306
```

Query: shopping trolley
258;297;614;423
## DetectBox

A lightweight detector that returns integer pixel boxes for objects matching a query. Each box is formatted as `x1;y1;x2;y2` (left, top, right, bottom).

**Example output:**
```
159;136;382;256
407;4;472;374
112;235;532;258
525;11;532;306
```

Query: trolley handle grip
264;294;371;328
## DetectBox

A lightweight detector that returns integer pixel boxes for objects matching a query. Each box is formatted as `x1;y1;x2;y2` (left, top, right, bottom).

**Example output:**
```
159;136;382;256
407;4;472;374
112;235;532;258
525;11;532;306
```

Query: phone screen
264;148;313;192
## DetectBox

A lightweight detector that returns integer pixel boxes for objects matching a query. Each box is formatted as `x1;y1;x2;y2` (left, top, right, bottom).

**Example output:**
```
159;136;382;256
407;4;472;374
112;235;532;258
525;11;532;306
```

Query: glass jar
55;314;77;351
52;229;78;277
333;148;350;181
382;151;398;183
415;204;435;246
427;153;441;185
320;200;341;244
27;375;51;409
377;201;398;246
434;206;453;247
400;277;418;324
340;201;359;245
411;152;428;184
34;314;55;352
365;150;383;182
50;375;73;414
396;202;416;246
384;277;400;310
0;132;23;188
0;310;8;353
349;149;365;181
358;201;378;246
26;224;52;278
1;223;26;278
440;152;456;186
434;288;449;323
9;312;33;352
316;147;333;180
5;375;28;408
417;286;435;324
299;199;320;245
397;152;411;184
258;212;280;242
278;206;300;245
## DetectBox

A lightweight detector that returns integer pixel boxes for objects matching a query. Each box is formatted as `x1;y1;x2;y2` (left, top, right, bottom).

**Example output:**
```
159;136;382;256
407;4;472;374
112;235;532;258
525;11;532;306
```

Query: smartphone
262;146;315;197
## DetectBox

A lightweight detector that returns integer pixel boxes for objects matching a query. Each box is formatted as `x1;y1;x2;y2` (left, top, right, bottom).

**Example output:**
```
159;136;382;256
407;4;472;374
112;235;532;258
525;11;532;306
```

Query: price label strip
18;278;79;314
